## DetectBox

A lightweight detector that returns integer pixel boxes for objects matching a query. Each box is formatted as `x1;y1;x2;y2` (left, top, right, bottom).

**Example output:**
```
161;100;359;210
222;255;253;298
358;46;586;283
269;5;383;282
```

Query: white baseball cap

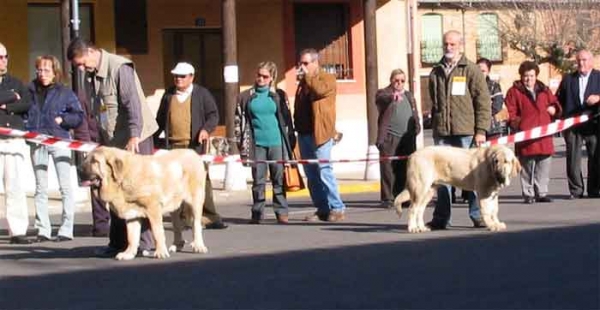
171;62;195;75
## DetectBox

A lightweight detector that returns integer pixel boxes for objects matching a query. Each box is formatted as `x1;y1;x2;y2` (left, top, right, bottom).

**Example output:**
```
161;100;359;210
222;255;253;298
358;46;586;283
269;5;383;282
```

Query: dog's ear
510;156;521;178
105;153;125;184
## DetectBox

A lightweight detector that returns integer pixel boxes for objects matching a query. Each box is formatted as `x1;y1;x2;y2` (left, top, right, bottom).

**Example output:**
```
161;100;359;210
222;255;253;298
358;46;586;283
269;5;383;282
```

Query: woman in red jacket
506;61;562;204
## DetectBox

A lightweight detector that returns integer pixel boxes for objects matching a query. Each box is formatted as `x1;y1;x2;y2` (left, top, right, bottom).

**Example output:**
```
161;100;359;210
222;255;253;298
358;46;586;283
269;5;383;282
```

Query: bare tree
459;0;600;73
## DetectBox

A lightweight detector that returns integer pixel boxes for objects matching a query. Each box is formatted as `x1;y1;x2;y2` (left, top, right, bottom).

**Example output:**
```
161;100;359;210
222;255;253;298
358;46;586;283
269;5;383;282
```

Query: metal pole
363;0;379;180
70;0;82;95
71;0;80;38
60;0;71;83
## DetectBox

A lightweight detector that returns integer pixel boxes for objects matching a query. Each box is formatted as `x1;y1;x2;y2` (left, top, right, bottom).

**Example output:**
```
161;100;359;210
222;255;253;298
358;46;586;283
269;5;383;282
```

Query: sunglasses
0;55;8;60
256;73;271;79
392;79;406;83
173;74;188;79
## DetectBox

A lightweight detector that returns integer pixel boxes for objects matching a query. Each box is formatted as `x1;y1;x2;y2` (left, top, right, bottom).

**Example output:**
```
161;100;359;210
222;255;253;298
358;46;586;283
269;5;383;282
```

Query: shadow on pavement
0;224;598;309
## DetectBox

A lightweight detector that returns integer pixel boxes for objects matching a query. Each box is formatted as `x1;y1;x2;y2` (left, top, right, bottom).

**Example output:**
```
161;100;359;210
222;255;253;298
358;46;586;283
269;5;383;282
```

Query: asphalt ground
0;133;599;309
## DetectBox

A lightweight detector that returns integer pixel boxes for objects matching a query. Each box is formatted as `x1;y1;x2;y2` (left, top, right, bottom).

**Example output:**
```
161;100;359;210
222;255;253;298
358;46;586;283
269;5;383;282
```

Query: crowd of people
1;30;599;248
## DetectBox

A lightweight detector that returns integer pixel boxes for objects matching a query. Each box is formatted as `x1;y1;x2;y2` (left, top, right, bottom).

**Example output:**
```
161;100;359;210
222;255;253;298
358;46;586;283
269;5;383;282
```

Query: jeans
0;139;29;236
31;144;75;239
251;145;288;218
298;134;345;214
432;135;481;225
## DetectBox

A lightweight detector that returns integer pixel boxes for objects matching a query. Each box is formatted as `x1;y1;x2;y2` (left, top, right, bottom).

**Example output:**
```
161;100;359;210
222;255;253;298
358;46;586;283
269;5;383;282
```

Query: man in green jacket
427;30;491;230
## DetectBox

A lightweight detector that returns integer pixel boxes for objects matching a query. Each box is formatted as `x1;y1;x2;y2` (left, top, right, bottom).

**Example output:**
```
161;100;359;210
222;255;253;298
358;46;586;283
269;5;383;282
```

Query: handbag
284;163;305;192
494;103;509;122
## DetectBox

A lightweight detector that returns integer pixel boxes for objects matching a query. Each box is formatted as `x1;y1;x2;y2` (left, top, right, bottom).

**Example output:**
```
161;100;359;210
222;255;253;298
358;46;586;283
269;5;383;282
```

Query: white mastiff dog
394;144;521;233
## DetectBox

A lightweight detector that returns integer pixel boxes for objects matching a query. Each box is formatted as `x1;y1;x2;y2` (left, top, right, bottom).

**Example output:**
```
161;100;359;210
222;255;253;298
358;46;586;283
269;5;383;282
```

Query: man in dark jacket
375;68;420;209
556;49;600;199
427;31;491;230
0;42;33;244
154;62;227;229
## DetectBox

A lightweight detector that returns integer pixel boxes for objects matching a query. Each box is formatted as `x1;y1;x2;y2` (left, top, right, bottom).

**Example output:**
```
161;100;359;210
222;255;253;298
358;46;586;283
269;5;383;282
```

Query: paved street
1;133;599;309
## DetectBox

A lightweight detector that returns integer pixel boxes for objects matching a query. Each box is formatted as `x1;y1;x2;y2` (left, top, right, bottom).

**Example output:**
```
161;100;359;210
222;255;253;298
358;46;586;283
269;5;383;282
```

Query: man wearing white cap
154;62;227;229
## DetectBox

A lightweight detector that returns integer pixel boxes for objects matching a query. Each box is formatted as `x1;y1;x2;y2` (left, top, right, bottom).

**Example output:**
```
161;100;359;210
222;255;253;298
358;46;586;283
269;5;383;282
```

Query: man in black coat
557;49;600;199
154;62;227;229
0;42;33;244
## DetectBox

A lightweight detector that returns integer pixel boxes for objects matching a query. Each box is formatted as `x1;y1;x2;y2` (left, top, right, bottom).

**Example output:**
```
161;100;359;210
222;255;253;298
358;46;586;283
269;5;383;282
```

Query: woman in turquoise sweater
235;61;295;224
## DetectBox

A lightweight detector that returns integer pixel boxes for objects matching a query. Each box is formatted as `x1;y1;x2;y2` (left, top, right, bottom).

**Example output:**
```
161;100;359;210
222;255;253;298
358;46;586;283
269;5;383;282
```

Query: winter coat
556;69;600;135
26;81;84;139
235;87;295;166
0;74;31;130
154;84;219;154
375;86;421;146
429;55;491;136
505;80;562;157
294;70;337;146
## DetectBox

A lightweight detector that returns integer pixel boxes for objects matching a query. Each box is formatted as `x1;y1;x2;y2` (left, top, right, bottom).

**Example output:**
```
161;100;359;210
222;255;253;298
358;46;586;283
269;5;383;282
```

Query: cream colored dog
80;147;208;260
394;144;521;233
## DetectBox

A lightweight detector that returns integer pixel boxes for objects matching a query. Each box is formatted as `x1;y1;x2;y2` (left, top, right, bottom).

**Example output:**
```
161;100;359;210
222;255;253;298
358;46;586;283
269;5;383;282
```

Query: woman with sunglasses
27;55;84;242
235;61;295;224
375;69;421;209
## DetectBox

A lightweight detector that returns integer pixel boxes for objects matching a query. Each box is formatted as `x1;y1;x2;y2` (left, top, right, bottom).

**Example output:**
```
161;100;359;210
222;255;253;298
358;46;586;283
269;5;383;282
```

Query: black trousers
564;125;600;197
107;137;155;251
379;133;416;203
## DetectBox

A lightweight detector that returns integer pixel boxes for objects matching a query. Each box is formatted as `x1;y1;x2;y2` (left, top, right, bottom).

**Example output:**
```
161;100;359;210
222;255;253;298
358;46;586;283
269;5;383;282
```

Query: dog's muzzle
495;173;506;186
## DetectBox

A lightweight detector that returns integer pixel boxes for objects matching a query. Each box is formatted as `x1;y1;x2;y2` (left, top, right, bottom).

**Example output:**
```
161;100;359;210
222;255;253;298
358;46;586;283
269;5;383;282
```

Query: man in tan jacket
67;38;159;257
294;48;345;222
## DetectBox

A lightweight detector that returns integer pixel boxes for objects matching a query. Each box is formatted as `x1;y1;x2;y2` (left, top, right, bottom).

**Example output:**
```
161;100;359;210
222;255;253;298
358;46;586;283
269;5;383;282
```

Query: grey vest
93;50;158;148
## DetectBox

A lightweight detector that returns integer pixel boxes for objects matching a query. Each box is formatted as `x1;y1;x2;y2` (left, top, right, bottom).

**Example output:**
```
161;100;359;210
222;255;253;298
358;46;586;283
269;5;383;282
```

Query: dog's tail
393;189;411;218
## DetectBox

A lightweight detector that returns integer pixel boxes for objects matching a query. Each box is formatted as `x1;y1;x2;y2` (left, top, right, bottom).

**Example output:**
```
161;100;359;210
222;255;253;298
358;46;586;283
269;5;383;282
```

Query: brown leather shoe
276;214;289;224
327;211;345;222
304;212;329;222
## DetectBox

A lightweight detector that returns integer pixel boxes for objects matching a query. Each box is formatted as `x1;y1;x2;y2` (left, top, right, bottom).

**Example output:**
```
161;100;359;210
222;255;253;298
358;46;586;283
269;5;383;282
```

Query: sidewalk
1;131;574;218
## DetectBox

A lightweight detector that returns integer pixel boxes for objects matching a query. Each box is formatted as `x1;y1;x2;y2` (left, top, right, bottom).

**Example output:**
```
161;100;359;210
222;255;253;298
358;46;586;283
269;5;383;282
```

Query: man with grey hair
67;38;159;257
557;49;600;199
0;42;33;244
294;48;346;222
427;30;491;230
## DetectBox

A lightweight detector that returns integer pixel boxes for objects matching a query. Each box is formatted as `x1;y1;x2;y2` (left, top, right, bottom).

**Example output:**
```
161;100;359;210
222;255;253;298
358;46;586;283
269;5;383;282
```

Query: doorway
162;27;224;125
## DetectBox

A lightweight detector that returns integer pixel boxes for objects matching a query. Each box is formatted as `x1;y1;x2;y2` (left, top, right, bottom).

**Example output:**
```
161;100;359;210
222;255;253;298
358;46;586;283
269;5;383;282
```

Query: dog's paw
191;243;208;254
488;222;507;232
115;251;136;261
154;248;171;259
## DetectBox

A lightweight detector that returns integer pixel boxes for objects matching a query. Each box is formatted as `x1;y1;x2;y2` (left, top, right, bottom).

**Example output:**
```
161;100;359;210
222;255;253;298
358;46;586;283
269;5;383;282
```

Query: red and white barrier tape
0;111;595;164
0;127;99;152
484;111;593;147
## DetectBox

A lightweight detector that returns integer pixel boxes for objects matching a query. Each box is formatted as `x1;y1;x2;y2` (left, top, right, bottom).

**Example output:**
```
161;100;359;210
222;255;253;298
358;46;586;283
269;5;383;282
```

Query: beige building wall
417;7;600;94
131;0;285;96
0;0;115;81
376;0;409;88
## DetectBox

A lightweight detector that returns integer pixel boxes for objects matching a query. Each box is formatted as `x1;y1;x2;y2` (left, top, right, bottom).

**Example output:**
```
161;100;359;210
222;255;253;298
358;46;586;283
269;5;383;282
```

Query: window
115;0;148;54
27;4;93;80
420;14;443;65
477;13;502;61
294;3;353;80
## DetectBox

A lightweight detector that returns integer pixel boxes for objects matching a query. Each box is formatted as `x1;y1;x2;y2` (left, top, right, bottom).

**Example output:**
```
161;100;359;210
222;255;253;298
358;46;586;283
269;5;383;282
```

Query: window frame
420;13;444;66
